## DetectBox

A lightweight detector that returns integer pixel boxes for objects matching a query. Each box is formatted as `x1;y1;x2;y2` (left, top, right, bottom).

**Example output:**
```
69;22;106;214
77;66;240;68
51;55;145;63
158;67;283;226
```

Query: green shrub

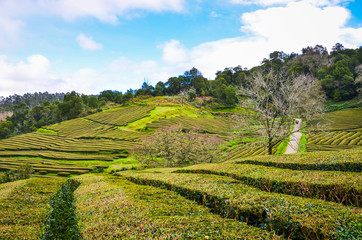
42;179;82;240
122;171;362;240
17;162;33;179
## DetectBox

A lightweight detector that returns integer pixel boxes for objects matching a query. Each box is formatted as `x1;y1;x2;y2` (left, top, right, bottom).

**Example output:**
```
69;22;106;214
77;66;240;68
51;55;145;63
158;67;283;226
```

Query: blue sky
0;0;361;97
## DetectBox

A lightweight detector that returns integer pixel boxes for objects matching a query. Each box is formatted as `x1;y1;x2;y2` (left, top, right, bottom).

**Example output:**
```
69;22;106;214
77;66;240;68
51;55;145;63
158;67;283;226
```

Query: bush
17;162;33;179
0;170;17;183
42;179;82;240
132;124;224;167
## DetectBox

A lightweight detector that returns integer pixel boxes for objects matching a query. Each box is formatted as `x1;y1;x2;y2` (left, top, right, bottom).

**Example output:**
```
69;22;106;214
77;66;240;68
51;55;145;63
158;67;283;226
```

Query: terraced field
306;107;362;152
0;105;154;175
0;101;361;238
74;174;278;239
0;177;65;239
147;115;236;134
118;148;362;239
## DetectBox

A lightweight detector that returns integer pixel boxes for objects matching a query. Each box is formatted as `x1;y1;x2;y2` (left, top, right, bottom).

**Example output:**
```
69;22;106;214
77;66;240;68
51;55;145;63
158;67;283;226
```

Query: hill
0;99;361;238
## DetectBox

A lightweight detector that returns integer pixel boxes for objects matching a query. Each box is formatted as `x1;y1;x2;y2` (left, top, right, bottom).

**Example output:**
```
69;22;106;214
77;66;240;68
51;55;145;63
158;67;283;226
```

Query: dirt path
285;119;302;154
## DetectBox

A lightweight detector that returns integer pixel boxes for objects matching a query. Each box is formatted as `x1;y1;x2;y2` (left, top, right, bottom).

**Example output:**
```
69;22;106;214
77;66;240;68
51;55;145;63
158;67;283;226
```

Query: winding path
285;119;303;154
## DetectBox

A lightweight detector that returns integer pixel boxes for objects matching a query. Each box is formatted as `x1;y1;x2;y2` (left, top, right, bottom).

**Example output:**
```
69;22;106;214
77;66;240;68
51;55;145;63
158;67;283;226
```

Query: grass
0;177;65;239
36;128;58;135
74;174;279;239
235;148;361;172
176;161;361;206
121;169;362;239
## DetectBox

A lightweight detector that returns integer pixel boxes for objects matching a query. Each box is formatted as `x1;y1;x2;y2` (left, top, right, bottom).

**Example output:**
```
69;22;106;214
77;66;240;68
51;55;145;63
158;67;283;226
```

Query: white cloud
0;0;186;49
159;40;188;65
229;0;350;6
76;34;103;50
0;54;61;96
157;1;362;79
39;0;185;23
0;54;168;97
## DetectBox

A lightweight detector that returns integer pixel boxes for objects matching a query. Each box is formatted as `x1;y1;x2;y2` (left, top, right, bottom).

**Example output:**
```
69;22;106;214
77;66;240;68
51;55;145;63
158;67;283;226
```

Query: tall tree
240;70;325;154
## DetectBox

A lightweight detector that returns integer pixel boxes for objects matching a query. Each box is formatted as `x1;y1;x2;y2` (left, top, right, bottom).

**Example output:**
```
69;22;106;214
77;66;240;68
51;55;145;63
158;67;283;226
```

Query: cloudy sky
0;0;361;97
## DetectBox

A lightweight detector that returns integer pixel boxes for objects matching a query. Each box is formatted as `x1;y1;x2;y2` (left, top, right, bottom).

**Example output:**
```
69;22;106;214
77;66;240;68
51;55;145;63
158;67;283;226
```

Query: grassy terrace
0;132;133;154
306;107;362;151
0;157;94;174
0;150;115;161
147;115;236;133
85;105;155;126
224;141;279;160
235;148;361;172
74;174;278;239
176;162;361;206
120;170;362;239
0;177;65;239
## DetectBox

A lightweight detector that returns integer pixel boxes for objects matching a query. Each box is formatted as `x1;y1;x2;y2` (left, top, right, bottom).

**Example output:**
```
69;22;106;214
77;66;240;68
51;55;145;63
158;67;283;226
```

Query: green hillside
0;100;361;238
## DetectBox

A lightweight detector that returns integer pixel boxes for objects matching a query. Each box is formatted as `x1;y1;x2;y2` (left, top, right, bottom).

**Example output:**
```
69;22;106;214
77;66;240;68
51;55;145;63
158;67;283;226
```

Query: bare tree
132;124;224;167
240;70;325;154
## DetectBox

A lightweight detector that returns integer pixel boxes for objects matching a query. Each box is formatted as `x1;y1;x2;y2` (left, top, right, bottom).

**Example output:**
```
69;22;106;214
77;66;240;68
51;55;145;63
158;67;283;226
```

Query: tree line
98;43;361;106
0;91;102;139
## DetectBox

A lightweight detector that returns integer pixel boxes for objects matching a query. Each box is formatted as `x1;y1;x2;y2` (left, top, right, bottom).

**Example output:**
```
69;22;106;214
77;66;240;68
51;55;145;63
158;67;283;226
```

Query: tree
132;125;223;167
57;91;84;120
240;70;325;154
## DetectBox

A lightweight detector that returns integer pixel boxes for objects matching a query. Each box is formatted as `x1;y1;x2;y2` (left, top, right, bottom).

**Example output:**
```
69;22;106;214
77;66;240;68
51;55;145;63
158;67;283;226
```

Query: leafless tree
240;70;325;154
132;124;224;167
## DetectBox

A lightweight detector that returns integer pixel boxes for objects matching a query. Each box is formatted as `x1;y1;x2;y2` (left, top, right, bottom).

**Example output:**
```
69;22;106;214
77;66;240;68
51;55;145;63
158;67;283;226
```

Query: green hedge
122;171;362;240
75;174;278;239
175;163;361;207
235;149;361;172
42;179;82;240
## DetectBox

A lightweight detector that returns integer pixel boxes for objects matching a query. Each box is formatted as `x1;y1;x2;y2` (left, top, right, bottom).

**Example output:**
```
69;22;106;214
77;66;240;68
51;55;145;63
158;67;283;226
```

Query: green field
306;107;362;151
0;102;361;238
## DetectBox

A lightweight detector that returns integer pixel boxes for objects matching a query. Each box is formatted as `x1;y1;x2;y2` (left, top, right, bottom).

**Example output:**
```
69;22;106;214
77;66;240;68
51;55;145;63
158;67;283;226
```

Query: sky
0;0;361;97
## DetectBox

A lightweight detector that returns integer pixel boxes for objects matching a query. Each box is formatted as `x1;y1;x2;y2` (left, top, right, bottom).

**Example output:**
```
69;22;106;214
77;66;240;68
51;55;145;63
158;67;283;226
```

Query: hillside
0;99;361;239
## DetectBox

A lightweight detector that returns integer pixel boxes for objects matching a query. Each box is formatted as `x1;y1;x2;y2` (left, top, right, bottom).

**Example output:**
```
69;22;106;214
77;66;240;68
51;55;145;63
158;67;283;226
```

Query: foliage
132;124;224;167
176;161;361;207
236;148;361;172
74;174;278;239
122;169;362;239
0;163;33;183
42;179;82;240
0;177;64;239
17;162;34;179
240;70;325;154
0;92;65;112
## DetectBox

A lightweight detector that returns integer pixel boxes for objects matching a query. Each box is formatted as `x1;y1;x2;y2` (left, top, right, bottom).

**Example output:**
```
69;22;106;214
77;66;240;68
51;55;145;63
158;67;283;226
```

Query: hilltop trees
241;70;325;154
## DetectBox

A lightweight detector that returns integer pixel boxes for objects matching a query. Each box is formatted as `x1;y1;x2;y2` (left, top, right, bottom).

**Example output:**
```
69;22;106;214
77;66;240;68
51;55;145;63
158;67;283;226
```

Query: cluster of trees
97;44;361;109
0;91;101;139
0;92;65;112
132;124;224;167
0;163;33;184
260;44;361;101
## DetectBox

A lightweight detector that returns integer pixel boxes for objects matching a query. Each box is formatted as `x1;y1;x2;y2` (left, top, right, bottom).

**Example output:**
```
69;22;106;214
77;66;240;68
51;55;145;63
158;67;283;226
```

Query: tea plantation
0;103;361;239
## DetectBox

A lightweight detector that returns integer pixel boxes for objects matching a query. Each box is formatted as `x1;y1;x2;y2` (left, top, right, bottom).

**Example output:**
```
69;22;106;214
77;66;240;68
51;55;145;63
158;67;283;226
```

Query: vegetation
235;148;361;172
240;71;324;154
132;125;224;167
121;169;361;239
74;174;278;239
175;161;361;206
43;179;82;240
0;177;65;239
0;44;361;239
